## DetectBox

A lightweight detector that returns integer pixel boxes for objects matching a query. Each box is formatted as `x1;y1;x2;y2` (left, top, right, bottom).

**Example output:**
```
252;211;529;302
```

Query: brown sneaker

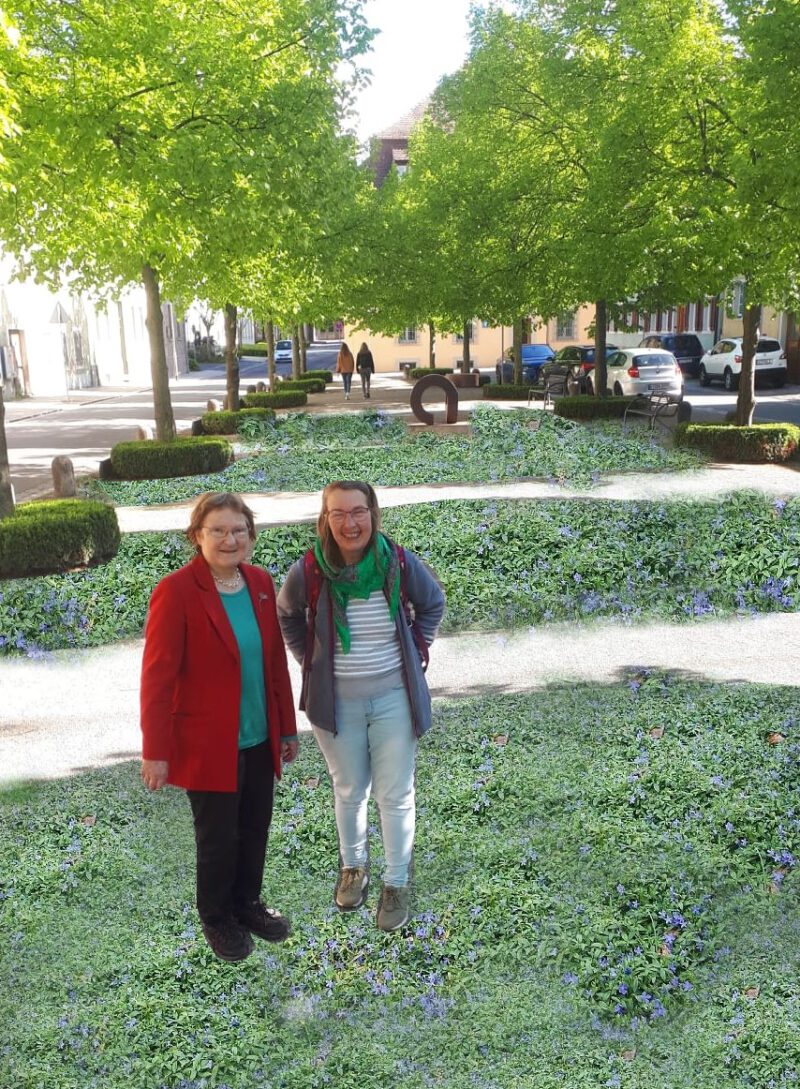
376;884;411;932
335;866;369;911
201;918;254;962
236;901;291;943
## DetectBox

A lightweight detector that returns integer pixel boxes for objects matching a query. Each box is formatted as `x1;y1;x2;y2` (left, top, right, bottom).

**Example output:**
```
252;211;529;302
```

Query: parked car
638;333;705;378
552;344;619;392
586;347;684;398
274;339;293;363
495;343;555;384
698;336;787;390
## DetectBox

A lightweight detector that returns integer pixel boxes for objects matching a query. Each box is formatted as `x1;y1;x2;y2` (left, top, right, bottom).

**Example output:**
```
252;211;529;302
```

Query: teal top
220;587;268;750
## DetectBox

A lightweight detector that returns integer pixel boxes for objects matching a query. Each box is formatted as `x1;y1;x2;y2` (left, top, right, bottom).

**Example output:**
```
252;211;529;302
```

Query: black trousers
187;741;275;925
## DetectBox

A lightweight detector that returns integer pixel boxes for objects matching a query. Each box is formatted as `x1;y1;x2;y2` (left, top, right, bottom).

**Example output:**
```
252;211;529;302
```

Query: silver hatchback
588;348;684;398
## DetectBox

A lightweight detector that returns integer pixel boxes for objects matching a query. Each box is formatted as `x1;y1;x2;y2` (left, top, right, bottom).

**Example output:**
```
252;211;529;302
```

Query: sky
348;0;477;143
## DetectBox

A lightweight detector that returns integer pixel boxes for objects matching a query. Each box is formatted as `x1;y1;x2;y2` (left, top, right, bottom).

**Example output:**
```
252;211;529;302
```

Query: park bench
526;364;579;408
623;392;690;432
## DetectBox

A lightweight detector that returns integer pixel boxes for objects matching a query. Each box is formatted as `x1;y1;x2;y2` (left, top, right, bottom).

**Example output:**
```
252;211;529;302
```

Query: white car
274;339;293;363
698;336;787;390
586;348;684;398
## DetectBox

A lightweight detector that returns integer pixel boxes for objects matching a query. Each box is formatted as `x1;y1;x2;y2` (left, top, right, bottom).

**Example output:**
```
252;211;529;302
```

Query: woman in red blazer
140;492;298;963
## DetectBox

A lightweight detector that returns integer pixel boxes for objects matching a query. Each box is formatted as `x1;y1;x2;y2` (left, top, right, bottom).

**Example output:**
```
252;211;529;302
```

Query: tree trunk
141;264;176;441
223;303;239;411
0;388;15;519
291;328;301;380
594;299;608;397
298;325;307;374
461;321;471;374
265;321;276;391
736;302;759;426
428;322;436;368
512;316;524;385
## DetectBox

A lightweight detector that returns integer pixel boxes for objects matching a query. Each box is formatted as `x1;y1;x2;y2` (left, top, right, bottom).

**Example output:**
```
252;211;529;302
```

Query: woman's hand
281;738;299;764
141;759;169;791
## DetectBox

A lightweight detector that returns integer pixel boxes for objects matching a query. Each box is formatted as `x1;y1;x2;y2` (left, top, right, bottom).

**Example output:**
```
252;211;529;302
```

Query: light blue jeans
313;683;416;887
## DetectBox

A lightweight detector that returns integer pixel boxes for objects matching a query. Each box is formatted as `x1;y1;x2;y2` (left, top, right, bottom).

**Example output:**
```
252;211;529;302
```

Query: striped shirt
334;591;403;697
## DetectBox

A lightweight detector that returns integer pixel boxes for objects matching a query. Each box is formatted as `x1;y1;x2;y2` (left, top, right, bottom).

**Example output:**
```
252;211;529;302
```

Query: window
398;326;417;344
454;322;475;343
732;280;745;318
556;311;576;339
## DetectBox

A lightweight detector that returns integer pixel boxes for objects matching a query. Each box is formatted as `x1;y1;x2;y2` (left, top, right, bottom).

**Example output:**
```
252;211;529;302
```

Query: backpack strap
303;550;323;681
304;548;323;618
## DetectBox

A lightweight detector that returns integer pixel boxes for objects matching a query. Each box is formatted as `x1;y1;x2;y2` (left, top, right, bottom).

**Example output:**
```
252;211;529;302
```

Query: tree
1;0;371;439
0;4;20;518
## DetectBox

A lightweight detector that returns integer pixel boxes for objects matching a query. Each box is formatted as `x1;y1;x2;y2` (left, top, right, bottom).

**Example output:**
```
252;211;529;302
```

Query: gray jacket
276;546;445;737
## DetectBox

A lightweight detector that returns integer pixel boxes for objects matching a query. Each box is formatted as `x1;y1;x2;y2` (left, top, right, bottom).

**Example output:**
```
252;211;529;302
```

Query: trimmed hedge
0;499;120;579
276;378;326;394
410;367;454;379
110;437;233;480
239;390;308;409
483;384;533;401
199;408;275;434
239;343;269;357
554;395;634;419
674;421;800;462
285;371;332;384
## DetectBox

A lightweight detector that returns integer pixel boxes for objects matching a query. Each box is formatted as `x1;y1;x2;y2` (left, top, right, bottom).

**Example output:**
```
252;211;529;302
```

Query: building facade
0;252;188;400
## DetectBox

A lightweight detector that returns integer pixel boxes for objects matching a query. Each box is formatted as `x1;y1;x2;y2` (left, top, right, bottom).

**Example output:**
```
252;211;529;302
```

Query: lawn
2;677;798;1088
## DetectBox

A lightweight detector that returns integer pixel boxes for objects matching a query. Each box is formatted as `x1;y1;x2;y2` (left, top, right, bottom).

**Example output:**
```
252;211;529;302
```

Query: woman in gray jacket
277;480;445;932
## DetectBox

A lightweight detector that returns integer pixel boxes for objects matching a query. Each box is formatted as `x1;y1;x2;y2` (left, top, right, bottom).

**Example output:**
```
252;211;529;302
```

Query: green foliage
109;438;233;480
0;499;120;580
94;407;702;505
238;342;269;356
198;408;275;434
555;396;632;419
235;408;407;447
1;680;798;1087
274;378;326;394
247;390;308;410
482;384;533;400
409;367;454;379
3;493;798;655
674;422;800;463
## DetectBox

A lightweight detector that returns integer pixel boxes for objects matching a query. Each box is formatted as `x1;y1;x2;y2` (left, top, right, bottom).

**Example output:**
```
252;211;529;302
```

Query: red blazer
140;555;297;792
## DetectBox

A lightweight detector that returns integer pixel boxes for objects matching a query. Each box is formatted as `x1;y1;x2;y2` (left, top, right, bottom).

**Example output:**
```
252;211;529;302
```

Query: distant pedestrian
277;480;445;932
336;342;355;400
140;492;298;963
356;342;375;399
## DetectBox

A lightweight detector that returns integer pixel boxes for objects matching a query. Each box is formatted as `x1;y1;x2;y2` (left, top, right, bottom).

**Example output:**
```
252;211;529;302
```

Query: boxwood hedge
483;384;533;401
198;408;275;434
410;367;454;379
0;499;120;579
109;437;233;480
554;395;632;419
674;422;800;462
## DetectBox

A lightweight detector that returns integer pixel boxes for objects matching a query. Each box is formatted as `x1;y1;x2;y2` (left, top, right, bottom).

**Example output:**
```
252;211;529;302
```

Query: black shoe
201;917;254;962
237;900;292;943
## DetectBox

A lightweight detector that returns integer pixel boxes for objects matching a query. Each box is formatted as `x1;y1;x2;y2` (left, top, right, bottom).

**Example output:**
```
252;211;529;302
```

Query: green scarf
314;532;400;653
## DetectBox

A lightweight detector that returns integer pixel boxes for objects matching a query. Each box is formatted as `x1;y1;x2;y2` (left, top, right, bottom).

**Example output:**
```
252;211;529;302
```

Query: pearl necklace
212;568;242;591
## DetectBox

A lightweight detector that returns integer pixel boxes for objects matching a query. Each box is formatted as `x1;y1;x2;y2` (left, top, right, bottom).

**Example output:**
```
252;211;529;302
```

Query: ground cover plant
2;677;798;1088
88;406;704;505
1;493;797;656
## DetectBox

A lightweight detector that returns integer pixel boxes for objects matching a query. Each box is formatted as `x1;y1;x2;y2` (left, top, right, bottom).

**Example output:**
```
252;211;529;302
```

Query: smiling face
324;487;374;566
197;506;252;578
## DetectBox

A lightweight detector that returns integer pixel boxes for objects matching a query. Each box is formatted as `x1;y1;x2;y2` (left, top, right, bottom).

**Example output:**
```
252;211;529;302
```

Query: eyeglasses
202;526;250;540
327;506;371;526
